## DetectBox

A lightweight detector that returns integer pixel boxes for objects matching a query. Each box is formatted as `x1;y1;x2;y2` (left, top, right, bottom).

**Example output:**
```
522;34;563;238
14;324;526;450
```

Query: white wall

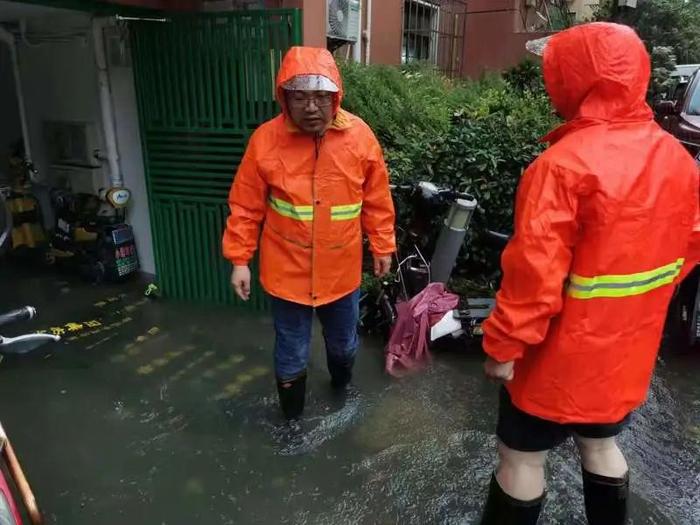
15;13;155;274
18;14;102;181
107;44;155;276
0;45;21;184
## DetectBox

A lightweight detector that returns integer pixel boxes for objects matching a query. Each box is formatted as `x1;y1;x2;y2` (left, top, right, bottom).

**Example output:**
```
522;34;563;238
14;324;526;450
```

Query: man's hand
373;255;392;278
231;265;251;301
484;356;515;384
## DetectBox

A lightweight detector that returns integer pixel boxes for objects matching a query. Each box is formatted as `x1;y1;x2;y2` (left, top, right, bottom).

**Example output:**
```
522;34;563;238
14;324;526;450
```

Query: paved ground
1;263;699;524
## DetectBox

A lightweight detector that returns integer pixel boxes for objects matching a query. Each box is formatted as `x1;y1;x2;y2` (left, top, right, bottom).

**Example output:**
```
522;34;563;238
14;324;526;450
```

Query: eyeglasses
287;93;334;109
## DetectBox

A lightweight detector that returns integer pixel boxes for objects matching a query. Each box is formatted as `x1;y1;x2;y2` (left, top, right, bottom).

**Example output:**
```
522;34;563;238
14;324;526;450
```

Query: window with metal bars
402;0;439;64
401;0;466;77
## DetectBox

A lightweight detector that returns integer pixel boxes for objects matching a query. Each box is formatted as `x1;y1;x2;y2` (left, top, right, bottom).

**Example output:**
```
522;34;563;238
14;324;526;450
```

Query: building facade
266;0;583;78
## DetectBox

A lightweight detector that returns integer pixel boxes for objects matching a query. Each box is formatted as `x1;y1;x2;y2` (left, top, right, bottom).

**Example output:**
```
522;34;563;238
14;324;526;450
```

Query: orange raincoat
483;23;700;423
222;47;396;306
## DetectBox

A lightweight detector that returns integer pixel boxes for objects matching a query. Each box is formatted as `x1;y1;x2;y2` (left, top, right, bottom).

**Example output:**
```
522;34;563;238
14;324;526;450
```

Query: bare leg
495;439;548;501
574;436;628;478
481;440;547;524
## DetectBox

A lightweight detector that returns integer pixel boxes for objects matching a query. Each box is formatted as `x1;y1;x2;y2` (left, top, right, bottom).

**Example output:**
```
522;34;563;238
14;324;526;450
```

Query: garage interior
0;0;154;285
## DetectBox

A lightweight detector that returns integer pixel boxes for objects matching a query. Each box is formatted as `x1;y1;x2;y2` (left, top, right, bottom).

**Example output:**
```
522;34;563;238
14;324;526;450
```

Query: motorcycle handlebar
389;184;413;192
484;229;511;247
0;307;36;328
389;183;474;202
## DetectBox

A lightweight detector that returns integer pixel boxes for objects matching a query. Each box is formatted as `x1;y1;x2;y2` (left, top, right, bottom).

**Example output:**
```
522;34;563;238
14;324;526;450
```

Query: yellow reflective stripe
331;202;362;221
568;258;684;300
268;198;362;222
269;197;313;221
569;258;684;286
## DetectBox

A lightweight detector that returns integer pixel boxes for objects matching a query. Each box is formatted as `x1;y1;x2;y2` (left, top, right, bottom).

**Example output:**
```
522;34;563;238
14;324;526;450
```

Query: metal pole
93;18;123;188
430;195;477;283
352;0;363;63
365;0;372;64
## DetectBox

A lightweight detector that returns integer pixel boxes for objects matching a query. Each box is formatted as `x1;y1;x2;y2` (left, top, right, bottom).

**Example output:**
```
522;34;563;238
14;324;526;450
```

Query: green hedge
341;61;559;276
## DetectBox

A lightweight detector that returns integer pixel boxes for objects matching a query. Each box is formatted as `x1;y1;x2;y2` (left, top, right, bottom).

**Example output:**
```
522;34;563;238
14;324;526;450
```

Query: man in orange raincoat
222;47;396;422
480;23;700;524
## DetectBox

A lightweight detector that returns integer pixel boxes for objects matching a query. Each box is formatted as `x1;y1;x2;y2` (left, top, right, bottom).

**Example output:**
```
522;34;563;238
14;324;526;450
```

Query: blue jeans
271;290;360;380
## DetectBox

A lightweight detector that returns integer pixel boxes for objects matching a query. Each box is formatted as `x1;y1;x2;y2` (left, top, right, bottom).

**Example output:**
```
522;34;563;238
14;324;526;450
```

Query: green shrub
340;62;473;146
342;61;558;277
503;59;546;94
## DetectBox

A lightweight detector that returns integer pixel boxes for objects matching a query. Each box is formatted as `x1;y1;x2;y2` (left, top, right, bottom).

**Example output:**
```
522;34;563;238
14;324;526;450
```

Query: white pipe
0;27;33;165
92;18;122;188
352;0;362;63
364;0;372;65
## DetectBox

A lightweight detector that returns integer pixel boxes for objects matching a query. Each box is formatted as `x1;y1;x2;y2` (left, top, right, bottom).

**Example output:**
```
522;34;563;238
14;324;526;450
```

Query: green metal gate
130;10;302;308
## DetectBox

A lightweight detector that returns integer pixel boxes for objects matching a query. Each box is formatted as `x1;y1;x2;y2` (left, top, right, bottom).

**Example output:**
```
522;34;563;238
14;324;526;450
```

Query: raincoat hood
276;46;344;118
543;22;652;123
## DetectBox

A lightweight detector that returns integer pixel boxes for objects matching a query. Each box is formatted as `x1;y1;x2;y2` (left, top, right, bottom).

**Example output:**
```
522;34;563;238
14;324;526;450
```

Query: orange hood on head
276;46;344;117
543;22;652;123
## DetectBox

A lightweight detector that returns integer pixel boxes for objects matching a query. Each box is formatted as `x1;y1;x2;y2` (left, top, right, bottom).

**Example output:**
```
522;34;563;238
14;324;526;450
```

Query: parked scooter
363;175;700;353
46;188;139;283
0;150;47;259
359;181;506;343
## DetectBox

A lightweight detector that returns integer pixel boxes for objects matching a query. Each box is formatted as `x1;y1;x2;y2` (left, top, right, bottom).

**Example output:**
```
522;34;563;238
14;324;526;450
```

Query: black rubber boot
327;356;355;390
276;373;306;421
582;468;629;525
480;474;544;525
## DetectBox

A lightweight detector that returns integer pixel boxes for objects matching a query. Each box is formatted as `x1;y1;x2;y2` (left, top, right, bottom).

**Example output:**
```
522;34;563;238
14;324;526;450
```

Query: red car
656;70;700;155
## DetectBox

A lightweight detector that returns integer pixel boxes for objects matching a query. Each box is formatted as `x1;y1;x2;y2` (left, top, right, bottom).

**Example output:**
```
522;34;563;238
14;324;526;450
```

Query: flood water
0;265;699;524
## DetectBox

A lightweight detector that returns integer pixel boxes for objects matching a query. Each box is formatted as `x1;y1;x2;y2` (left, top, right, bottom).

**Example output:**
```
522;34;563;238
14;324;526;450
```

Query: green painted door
130;10;302;308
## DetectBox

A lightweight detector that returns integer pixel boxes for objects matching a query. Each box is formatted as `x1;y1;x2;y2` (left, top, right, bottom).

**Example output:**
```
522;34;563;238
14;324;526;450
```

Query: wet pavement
0;264;699;524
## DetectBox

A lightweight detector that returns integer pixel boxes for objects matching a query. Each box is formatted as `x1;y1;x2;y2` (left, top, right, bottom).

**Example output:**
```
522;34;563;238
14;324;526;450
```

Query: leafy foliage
341;62;558;275
596;0;700;64
650;46;678;97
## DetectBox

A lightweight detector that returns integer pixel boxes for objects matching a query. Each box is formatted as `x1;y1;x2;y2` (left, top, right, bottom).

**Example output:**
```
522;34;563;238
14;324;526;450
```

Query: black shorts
496;387;631;452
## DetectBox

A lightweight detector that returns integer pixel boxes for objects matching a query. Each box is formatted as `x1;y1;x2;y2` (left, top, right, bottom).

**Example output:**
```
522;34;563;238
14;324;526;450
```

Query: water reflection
0;273;698;524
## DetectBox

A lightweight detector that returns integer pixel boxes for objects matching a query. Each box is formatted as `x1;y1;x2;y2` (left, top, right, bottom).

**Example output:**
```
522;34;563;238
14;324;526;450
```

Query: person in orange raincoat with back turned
479;23;700;524
222;47;395;424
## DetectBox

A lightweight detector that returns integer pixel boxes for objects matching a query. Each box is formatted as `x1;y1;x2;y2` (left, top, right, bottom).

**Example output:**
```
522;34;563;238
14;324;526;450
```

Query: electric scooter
359;181;507;343
362;176;700;353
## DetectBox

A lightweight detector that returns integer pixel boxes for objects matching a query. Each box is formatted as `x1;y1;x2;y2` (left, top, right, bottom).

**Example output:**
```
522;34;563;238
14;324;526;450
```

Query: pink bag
384;282;459;377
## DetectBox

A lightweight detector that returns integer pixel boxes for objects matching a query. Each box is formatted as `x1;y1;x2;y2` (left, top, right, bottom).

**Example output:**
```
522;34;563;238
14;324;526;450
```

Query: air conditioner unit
327;0;360;42
49;165;107;195
43;121;101;168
